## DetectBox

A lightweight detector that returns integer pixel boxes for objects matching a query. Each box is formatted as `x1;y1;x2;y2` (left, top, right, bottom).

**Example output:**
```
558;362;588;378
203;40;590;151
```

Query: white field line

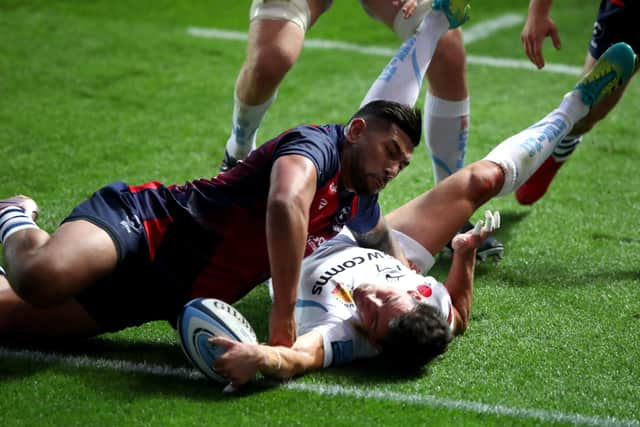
1;347;638;427
186;13;582;76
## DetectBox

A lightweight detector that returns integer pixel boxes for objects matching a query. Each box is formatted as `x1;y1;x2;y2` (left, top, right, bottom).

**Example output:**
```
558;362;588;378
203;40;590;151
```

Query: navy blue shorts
589;0;640;59
64;182;192;332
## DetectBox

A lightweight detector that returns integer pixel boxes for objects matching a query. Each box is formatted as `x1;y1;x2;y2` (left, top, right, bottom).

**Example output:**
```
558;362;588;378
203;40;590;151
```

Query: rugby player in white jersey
210;40;636;389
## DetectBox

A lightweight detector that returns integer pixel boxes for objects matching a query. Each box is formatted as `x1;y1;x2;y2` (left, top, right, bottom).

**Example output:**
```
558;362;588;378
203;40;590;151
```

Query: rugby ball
178;298;258;383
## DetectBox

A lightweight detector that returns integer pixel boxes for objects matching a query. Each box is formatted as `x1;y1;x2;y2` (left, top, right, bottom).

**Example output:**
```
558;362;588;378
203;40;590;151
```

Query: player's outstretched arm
267;154;318;347
350;216;409;266
445;211;500;335
211;331;325;388
521;0;560;69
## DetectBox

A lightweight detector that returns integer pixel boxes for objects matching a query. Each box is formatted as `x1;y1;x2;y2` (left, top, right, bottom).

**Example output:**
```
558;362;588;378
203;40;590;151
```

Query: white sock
360;11;449;107
424;93;470;183
0;206;38;244
484;91;588;196
225;90;277;160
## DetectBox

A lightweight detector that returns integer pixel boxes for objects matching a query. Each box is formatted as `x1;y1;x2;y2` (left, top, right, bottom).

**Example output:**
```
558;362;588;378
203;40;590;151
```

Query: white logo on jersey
120;214;141;234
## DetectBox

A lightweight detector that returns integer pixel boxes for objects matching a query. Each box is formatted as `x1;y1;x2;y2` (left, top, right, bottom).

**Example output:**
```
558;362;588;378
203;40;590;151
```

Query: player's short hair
349;100;422;147
378;303;452;369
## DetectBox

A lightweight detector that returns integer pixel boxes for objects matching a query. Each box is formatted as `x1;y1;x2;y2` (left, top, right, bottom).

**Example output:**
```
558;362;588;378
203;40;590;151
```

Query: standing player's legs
0;197;117;338
221;0;331;171
387;42;637;257
423;28;503;261
516;0;640;205
359;0;503;259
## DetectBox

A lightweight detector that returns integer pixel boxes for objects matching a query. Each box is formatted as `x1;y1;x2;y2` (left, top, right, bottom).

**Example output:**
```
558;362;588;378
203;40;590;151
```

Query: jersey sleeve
272;125;341;188
311;320;378;367
344;193;381;234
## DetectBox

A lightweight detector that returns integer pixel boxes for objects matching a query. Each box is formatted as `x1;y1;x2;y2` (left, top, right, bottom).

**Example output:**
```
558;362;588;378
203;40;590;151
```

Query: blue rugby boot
432;0;470;29
574;42;636;107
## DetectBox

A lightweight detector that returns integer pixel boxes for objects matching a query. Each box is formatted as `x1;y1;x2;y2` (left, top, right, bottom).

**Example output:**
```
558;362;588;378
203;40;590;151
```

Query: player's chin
362;175;386;194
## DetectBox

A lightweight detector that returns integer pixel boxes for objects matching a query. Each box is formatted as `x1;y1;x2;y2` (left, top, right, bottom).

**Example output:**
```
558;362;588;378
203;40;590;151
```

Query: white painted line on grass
186;12;582;76
463;13;524;44
2;347;638;427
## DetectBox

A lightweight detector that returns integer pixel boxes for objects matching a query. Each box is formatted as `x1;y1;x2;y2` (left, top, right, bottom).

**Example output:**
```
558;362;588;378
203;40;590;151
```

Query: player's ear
407;290;423;301
345;118;366;142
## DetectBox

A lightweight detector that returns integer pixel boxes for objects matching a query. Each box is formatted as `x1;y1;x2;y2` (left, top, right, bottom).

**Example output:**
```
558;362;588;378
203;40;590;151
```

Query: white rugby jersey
295;232;454;367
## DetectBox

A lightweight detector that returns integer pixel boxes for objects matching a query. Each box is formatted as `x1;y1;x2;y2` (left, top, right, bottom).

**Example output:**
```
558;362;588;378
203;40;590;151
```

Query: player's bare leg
0;274;102;339
221;0;331;171
1;197;118;307
386;160;503;255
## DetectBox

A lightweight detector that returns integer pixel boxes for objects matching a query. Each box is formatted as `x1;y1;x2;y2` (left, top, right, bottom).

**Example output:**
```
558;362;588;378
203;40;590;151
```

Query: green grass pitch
1;1;639;425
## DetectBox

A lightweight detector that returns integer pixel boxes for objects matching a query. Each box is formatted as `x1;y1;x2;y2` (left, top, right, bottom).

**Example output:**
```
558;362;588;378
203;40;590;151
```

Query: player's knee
433;30;466;72
465;162;503;204
247;43;299;85
10;257;71;308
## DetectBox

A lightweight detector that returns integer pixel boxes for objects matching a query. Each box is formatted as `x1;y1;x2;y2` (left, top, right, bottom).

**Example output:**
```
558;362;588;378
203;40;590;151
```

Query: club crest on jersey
332;282;355;308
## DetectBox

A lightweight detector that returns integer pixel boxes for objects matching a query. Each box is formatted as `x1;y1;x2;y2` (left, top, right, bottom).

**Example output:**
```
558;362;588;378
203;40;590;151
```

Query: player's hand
521;12;560;69
268;305;296;347
391;0;417;18
211;336;260;389
451;211;501;255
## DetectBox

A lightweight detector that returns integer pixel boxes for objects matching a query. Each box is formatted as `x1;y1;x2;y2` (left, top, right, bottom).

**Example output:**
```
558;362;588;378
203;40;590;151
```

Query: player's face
352;283;417;346
346;120;413;195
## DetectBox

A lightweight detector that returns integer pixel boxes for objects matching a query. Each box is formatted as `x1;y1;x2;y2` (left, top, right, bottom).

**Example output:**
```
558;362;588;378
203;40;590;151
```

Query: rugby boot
219;149;238;173
574;42;636;108
432;0;470;29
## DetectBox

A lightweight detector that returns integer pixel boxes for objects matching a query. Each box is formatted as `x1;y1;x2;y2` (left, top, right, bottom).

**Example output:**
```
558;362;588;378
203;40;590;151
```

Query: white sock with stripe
0;206;38;245
360;11;450;107
424;93;470;183
484;90;588;196
225;90;277;160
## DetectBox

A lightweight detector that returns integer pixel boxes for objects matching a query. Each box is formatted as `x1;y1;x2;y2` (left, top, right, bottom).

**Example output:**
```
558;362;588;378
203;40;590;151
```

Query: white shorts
250;0;333;33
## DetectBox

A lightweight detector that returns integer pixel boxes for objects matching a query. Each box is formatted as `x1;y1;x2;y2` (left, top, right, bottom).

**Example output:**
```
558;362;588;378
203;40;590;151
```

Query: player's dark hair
350;100;422;147
378;303;452;369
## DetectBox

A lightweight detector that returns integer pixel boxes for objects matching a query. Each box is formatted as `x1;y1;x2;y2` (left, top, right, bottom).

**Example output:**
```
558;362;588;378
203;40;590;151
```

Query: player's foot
515;43;635;206
432;0;470;29
442;221;504;262
0;195;39;221
515;156;565;205
0;266;6;276
219;149;238;173
574;42;636;108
